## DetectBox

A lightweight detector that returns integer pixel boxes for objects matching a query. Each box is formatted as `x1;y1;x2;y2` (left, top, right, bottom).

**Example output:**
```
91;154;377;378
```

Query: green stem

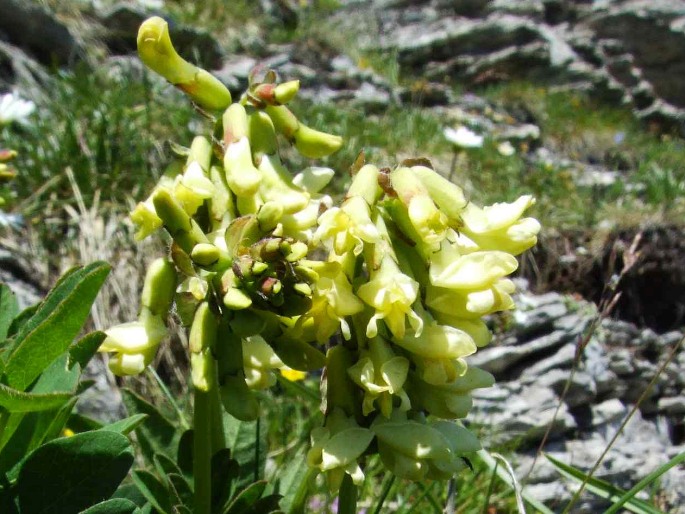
209;381;225;452
194;386;213;514
338;474;358;514
372;474;395;514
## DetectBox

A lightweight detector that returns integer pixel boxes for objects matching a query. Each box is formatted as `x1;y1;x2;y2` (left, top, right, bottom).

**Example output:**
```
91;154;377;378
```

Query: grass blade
602;451;685;514
545;454;663;514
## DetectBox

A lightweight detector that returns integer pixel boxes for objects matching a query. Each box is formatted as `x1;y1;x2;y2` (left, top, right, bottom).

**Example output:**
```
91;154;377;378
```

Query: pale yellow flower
242;336;284;390
307;408;374;492
357;258;422;340
426;279;516;319
461;195;540;255
314;196;379;256
347;338;410;418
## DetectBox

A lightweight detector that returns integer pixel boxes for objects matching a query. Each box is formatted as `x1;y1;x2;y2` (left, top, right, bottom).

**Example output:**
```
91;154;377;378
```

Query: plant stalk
194;386;213;514
338;474;358;514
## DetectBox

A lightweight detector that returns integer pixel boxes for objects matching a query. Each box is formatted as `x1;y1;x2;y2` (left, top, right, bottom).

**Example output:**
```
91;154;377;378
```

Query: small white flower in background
0;92;35;126
497;141;516;156
443;126;484;149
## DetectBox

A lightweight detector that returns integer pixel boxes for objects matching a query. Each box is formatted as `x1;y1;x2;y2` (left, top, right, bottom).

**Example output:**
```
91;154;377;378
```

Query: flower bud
223;287;253;310
223;137;262;197
140;258;177;316
248;111;279;159
188;302;217;354
274;80;300;104
293;124;343;159
265;105;300;139
137;17;231;110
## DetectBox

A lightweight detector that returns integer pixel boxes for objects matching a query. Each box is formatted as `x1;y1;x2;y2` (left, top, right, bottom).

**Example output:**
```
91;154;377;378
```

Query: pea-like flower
372;414;454;481
314;196;379;256
426;279;516;319
99;312;167;376
357;256;423;340
429;238;518;290
173;160;216;215
408;366;495;419
306;408;375;492
300;260;364;343
460;195;540;255
242;335;284;390
347;337;410;418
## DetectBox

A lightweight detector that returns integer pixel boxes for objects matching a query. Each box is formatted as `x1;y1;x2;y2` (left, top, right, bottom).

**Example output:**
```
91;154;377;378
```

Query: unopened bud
274;80;300;104
223;287;252;310
190;243;221;267
293;124;343;159
222;103;249;146
189;302;217;354
257;201;284;231
141;258;177;316
137;17;231;110
265;105;300;139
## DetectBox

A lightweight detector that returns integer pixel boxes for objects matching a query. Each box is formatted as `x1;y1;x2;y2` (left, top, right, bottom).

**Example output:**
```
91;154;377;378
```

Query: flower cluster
306;162;539;488
100;16;540;492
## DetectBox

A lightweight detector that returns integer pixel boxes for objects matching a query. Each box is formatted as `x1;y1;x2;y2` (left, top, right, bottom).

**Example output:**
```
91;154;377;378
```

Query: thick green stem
209;382;226;453
194;386;213;514
338;474;358;514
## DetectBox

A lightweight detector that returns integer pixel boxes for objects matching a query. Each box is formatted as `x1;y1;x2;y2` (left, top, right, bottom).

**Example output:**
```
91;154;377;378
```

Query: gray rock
512;300;568;337
658;396;685;415
469;329;572;374
520;343;576;379
536;369;597;407
0;247;43;309
591;399;626;426
100;5;224;69
0;0;84;67
608;349;635;375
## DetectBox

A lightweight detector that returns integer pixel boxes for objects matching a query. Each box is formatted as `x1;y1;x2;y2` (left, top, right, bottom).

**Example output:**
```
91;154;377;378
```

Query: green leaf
37;396;79;446
222;481;267;514
67;413;104;433
0;412;40;475
122;388;179;464
131;470;173;514
211;448;240;512
4;262;110;391
16;430;134;514
153;452;183;479
80;498;138;514
0;383;71;412
68;331;106;371
168;473;193;509
223;414;267;488
545;453;663;514
6;303;39;339
99;415;148;436
603;450;685;514
177;429;194;477
0;285;19;340
111;483;147;507
273;449;309;514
